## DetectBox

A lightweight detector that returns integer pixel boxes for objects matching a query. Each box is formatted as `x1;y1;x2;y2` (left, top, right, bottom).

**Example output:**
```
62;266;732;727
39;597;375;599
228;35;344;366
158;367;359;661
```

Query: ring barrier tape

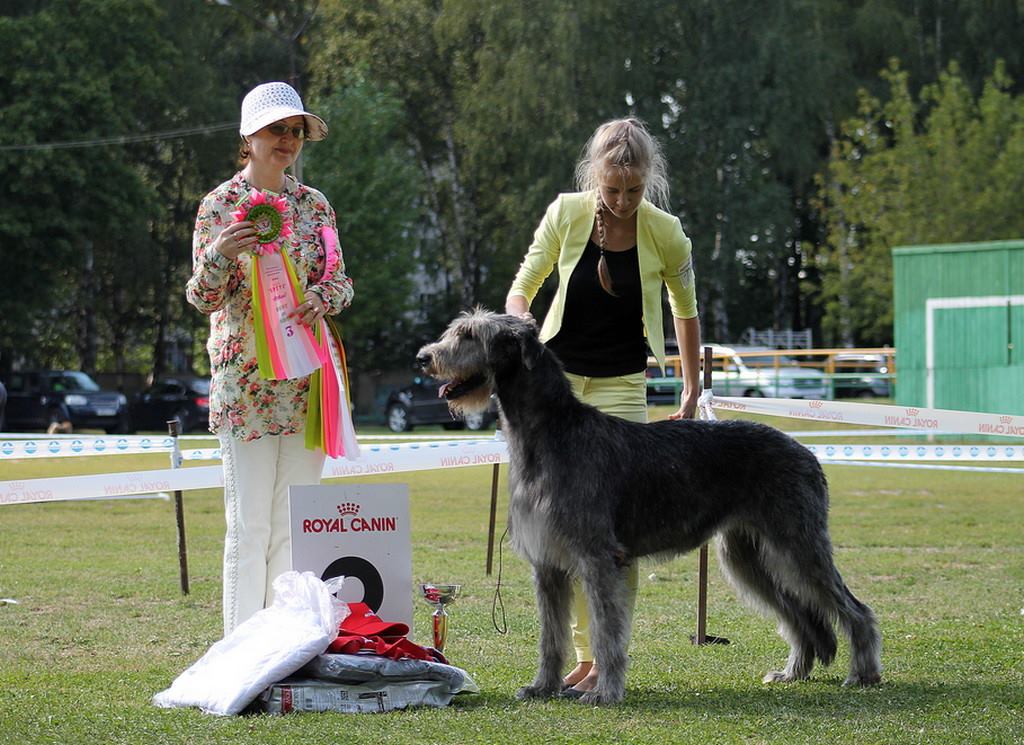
346;433;498;441
0;427;992;461
1;465;224;506
0;438;510;505
804;444;1023;461
123;442;1024;464
0;432;475;442
2;397;1021;505
819;460;1024;475
0;432;490;460
712;396;1024;437
790;429;966;438
182;448;222;461
0;435;177;459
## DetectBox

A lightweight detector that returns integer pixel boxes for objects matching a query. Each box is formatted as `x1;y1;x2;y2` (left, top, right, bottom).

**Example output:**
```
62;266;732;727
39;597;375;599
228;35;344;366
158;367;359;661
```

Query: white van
710;345;829;399
646;344;830;401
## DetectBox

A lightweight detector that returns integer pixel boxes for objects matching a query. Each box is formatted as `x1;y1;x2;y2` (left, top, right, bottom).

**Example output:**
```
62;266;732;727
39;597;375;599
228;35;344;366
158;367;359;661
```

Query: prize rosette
232;190;325;381
304;226;359;460
231;190;292;256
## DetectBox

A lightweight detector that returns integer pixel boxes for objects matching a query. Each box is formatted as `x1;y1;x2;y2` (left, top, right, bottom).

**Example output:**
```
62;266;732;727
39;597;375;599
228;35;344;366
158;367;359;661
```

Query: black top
547;239;647;377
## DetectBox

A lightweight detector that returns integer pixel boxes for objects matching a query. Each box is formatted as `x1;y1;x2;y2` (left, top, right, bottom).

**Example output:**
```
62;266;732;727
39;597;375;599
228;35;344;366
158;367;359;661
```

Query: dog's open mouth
438;374;487;401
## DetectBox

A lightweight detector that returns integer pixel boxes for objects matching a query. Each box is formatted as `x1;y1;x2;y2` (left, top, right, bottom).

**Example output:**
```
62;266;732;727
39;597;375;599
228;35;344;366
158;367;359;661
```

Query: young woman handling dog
505;117;701;697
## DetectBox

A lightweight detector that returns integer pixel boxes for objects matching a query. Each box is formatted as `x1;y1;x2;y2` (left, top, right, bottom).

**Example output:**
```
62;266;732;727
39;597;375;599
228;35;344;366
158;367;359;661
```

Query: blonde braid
595;201;617;297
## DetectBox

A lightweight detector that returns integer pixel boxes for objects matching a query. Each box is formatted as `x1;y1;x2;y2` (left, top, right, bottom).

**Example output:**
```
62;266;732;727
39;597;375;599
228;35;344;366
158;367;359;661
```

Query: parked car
131;376;211;433
647;344;830;401
832;353;893;398
712;346;830;399
646;356;682;405
1;370;131;433
384;375;498;432
646;340;689;404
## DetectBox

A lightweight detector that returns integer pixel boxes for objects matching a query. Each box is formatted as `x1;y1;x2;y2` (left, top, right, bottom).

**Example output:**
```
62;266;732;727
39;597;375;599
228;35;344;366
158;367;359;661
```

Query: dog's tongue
438;382;452;399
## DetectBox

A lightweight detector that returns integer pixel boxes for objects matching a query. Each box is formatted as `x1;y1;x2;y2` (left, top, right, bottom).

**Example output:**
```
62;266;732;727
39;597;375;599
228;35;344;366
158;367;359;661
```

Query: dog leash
491;526;509;634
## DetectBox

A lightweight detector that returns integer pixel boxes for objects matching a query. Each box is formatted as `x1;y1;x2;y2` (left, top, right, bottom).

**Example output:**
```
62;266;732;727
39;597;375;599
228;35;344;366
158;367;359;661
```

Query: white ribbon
698;388;716;421
1;438;509;505
711;396;1024;438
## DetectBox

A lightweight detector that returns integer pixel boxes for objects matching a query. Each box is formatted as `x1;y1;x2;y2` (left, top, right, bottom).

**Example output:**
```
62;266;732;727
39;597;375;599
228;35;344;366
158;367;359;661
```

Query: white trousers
218;431;325;636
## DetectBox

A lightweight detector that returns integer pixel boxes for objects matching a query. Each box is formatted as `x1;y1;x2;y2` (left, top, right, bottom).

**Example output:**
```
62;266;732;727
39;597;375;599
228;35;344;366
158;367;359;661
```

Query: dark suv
130;376;211;433
1;370;131;433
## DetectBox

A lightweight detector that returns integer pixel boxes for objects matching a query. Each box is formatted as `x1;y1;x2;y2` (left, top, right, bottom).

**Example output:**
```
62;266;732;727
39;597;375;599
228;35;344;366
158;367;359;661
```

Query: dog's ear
516;320;543;370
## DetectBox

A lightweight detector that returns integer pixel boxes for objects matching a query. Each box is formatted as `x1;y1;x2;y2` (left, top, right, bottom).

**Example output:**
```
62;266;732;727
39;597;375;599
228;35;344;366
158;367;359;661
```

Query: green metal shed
892;239;1024;415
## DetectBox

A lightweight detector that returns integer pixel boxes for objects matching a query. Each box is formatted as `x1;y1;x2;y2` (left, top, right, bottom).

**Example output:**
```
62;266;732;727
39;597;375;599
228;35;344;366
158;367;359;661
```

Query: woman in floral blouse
186;82;354;635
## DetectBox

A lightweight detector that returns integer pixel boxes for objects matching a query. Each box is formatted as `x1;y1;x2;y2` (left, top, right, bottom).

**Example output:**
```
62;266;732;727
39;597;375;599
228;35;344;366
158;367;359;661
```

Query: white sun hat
239;82;328;141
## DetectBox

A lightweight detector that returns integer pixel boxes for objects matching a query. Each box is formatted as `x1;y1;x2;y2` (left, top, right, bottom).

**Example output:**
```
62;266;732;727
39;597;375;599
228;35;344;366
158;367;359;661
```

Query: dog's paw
516;684;558;701
843;672;882;687
576;688;623;706
762;670;802;684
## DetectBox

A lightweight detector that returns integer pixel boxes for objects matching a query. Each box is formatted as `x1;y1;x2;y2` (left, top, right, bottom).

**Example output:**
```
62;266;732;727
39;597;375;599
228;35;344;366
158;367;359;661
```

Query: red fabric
327;633;447;663
340;602;409;639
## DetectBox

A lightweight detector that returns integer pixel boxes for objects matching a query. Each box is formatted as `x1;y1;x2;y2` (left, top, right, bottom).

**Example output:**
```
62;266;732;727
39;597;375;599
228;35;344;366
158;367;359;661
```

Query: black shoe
559;686;586;700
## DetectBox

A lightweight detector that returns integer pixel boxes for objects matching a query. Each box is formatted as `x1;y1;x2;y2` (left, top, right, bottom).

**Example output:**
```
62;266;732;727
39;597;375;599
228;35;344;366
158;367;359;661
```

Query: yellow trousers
564;371;647;663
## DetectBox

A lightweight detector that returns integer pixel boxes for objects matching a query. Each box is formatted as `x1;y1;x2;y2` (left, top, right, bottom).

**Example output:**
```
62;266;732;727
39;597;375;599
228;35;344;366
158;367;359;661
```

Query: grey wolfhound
416;310;882;705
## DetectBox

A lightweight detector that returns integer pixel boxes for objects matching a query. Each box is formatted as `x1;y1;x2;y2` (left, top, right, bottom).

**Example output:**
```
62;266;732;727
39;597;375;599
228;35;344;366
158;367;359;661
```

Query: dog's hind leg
728;525;882;687
517;564;573;700
762;528;882;686
575;557;632;705
717;528;835;683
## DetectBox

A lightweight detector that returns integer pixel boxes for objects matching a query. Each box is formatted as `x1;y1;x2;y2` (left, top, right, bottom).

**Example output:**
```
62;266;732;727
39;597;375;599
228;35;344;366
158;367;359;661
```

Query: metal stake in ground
486;459;500;575
167;419;190;595
692;346;729;646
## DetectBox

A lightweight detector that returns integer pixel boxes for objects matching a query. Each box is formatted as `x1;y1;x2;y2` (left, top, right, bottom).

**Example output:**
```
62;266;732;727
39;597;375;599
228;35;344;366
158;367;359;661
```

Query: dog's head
415;308;542;415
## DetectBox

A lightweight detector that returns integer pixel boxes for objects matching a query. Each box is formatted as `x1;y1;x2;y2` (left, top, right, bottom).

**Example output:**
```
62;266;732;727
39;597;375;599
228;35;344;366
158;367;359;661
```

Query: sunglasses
266;122;307;140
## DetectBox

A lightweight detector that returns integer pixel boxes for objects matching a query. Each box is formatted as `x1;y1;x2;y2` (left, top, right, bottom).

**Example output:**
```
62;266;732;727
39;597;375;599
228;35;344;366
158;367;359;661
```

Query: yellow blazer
508;191;698;370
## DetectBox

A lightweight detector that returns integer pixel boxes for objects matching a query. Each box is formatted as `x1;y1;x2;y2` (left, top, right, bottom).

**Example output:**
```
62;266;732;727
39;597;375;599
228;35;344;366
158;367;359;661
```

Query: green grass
1;410;1022;744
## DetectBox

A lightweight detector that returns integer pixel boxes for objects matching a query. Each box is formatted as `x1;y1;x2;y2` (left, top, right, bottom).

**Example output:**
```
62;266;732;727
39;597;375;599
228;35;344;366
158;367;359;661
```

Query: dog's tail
834;582;883;686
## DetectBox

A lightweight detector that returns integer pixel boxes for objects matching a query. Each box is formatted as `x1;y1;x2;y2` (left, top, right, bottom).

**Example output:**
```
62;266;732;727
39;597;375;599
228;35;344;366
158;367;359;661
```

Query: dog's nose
415;352;431;371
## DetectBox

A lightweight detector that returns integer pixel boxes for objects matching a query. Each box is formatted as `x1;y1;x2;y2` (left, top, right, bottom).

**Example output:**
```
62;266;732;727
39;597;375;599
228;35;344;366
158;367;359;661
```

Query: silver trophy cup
420;583;460;653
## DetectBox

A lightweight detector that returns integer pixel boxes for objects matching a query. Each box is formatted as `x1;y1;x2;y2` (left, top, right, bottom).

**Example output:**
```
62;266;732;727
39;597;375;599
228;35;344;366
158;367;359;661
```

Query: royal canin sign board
289;484;413;636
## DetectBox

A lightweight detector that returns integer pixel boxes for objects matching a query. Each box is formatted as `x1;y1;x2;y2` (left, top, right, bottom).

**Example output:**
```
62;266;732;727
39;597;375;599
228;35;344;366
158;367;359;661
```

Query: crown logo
809;400;824;409
337;502;360;516
906;408;919;416
999;416;1013;424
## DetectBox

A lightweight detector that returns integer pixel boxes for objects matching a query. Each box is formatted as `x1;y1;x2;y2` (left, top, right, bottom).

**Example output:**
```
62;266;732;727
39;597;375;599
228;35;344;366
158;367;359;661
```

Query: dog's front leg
516;563;572;700
577;557;632;705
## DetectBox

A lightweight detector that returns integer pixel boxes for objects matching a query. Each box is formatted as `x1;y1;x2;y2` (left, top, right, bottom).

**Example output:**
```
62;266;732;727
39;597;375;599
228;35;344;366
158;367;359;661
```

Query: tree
310;0;644;329
0;1;171;373
818;59;1024;345
622;0;856;342
302;74;424;373
0;0;305;377
5;0;1023;381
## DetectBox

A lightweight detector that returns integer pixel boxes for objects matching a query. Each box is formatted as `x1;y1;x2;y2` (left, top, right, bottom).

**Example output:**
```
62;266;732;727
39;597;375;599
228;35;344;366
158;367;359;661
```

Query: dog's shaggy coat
417;310;882;704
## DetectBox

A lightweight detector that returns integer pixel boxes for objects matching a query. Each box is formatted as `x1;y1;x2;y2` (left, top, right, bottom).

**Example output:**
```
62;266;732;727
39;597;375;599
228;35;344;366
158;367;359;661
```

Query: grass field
1;410;1022;744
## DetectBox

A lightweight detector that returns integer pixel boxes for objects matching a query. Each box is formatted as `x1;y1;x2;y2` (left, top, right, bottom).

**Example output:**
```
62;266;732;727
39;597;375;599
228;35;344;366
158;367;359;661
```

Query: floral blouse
186;172;354;442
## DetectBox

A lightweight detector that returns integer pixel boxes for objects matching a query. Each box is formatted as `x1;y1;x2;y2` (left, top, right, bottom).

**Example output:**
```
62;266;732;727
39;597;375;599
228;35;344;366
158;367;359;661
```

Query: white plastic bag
153;571;347;716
